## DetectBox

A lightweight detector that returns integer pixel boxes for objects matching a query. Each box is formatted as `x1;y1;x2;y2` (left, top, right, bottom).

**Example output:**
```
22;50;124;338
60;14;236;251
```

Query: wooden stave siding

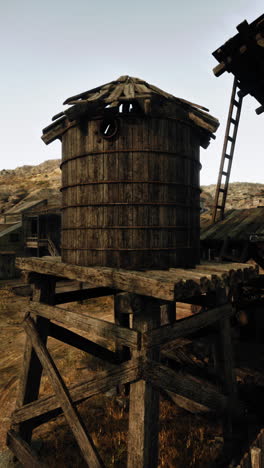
61;115;201;269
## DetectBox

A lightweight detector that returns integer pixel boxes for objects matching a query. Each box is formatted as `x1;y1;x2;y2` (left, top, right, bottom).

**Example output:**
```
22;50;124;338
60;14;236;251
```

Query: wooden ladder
212;78;243;223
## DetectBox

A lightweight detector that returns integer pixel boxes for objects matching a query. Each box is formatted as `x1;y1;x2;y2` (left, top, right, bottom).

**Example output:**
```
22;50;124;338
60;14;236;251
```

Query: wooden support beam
143;359;244;418
127;296;161;468
54;287;116;305
16;257;176;300
16;257;259;301
114;294;131;395
23;316;105;468
218;317;236;396
144;304;234;348
30;301;140;349
160;301;176;325
165;391;209;414
250;446;261;468
14;278;56;443
12;360;139;427
49;322;121;364
6;430;44;468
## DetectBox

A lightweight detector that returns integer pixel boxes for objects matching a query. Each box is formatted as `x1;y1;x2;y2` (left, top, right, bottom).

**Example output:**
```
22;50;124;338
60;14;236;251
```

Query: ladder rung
233;99;240;107
225;154;232;160
227;136;234;143
217;205;223;210
230;118;238;125
221;171;228;176
219;188;226;193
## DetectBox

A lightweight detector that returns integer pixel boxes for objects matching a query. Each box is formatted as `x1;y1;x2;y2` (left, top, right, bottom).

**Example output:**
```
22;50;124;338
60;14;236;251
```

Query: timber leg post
214;288;237;443
12;276;56;444
127;296;161;468
114;293;131;395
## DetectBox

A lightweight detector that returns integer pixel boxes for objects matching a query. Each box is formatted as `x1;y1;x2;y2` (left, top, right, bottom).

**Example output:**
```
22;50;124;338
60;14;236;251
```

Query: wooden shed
201;207;264;265
212;13;264;112
42;76;218;269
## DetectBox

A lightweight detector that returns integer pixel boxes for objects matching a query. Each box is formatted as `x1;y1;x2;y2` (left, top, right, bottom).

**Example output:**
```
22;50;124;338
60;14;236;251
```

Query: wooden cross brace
7;286;242;468
14;315;105;467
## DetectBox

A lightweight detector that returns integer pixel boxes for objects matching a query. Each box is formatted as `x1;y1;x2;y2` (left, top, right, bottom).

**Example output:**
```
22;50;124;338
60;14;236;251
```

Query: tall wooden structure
8;77;254;467
212;13;264;222
42;76;219;269
7;256;259;467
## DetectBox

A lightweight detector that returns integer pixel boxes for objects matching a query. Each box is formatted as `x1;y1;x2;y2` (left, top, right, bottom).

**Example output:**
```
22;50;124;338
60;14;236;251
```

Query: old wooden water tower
42;76;218;269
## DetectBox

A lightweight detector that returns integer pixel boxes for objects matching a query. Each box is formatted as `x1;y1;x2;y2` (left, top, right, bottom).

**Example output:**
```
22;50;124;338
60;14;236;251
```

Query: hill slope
0;160;61;217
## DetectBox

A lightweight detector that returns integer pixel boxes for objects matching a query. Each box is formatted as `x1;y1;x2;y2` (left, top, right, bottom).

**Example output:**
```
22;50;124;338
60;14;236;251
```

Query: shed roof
4;199;47;215
201;207;264;242
42;75;219;148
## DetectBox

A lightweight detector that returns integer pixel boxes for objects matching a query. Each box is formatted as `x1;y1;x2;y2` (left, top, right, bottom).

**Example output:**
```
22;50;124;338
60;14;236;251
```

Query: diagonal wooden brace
7;429;45;468
143;303;234;348
12;359;140;428
23;315;105;468
142;359;244;419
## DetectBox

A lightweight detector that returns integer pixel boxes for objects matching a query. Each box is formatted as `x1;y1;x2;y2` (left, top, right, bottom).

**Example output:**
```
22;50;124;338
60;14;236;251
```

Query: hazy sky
1;0;263;185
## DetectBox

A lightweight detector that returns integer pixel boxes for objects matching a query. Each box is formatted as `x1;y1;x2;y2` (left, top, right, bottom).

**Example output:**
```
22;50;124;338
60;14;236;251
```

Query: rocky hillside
0;160;61;216
201;182;264;213
0;159;263;216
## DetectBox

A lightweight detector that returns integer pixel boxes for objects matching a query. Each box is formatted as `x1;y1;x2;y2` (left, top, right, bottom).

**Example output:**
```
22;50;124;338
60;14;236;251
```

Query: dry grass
33;390;223;468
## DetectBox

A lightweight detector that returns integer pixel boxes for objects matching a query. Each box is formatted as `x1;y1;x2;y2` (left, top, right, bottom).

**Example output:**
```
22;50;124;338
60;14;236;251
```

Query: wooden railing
25;236;60;256
47;235;59;257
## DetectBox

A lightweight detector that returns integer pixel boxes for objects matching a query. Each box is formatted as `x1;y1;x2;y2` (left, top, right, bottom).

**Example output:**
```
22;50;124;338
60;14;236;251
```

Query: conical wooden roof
63;75;208;111
42;75;219;148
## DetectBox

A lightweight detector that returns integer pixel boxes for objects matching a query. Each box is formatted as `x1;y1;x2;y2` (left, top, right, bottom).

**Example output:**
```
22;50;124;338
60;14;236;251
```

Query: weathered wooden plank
144;304;234;348
143;359;244;418
6;430;45;468
12;360;139;427
23;316;105;468
54;286;116;305
127;296;161;468
49;322;121;364
30;301;139;349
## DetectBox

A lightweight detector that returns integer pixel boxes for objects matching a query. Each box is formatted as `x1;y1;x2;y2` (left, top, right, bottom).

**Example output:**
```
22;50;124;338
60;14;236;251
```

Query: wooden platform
7;257;260;467
16;256;259;302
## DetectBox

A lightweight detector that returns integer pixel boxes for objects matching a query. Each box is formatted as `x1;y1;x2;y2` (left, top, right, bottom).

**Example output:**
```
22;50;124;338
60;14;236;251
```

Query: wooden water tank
42;76;219;270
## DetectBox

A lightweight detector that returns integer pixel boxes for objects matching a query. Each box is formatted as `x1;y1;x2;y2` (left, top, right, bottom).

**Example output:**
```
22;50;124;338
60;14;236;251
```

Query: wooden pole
114;293;131;395
127;296;161;468
13;276;56;443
